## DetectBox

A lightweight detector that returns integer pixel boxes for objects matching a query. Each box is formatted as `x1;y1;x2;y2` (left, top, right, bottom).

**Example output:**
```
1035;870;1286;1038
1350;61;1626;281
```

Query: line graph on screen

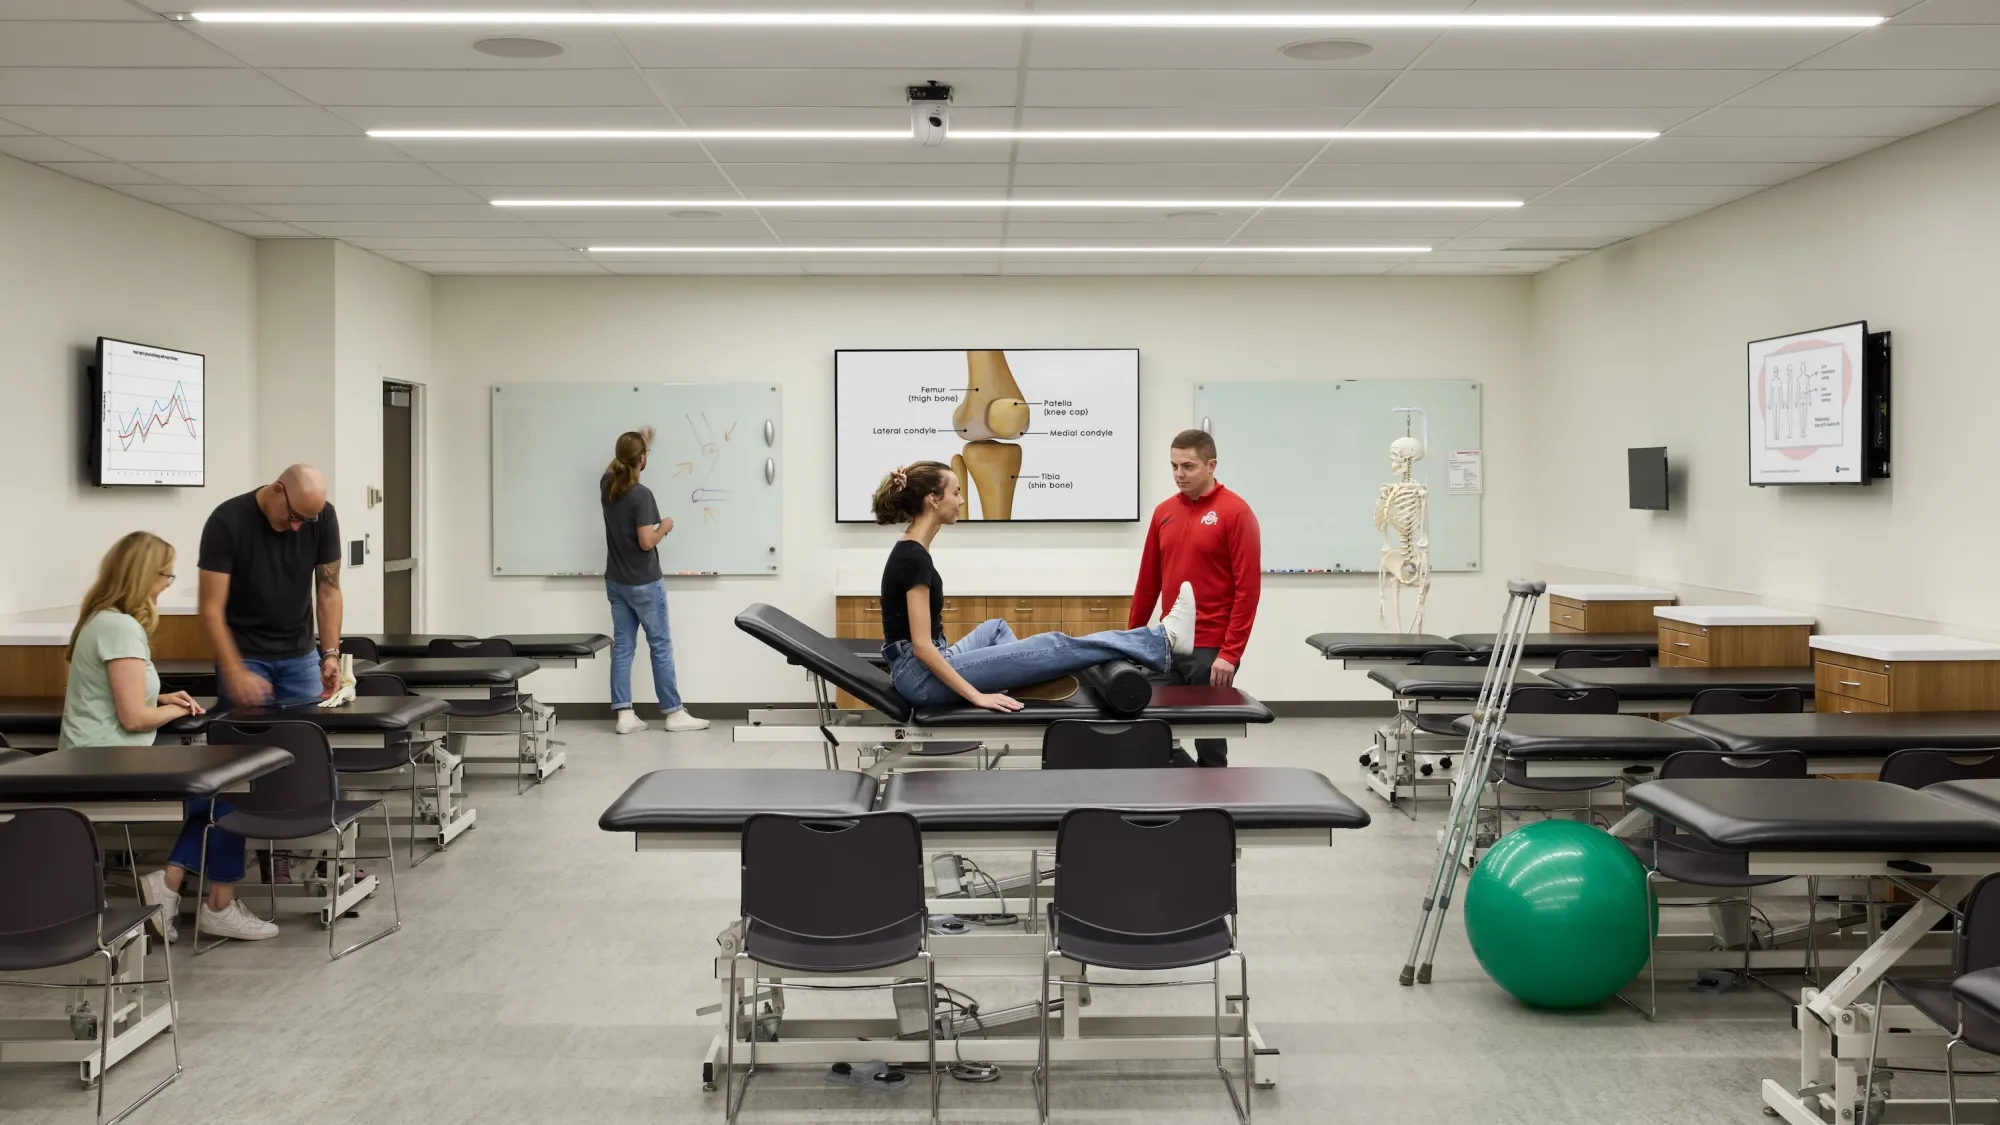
99;338;205;485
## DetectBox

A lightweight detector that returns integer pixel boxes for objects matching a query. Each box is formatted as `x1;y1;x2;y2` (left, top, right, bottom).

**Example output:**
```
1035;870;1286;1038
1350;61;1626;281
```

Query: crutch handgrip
1506;578;1547;596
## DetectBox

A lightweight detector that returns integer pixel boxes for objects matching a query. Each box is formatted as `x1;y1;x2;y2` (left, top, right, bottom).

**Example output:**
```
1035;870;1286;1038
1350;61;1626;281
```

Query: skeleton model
1374;435;1432;634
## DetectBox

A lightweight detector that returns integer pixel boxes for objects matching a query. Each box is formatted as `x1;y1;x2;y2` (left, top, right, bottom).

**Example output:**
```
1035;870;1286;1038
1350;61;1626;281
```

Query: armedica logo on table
1201;510;1219;526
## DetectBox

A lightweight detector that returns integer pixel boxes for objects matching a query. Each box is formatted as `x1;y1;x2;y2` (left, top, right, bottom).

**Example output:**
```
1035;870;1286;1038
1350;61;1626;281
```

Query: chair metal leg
924;953;940;1124
723;953;739;1124
1217;951;1251;1125
121;826;142;906
95;930;184;1125
1947;1036;1963;1125
330;811;403;960
266;839;279;922
191;824;217;957
1806;876;1822;987
94;949;114;1125
1035;951;1054;1123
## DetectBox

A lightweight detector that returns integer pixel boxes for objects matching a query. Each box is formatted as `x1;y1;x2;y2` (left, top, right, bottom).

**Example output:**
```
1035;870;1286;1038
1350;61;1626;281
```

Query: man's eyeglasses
277;485;320;525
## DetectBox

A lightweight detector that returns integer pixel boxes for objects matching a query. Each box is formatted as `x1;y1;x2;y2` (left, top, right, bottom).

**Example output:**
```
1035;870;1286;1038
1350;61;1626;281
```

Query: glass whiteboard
1193;380;1481;574
491;383;781;577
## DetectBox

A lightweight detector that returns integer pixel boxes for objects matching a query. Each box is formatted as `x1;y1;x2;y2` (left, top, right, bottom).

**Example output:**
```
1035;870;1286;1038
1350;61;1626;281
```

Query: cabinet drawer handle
1839;680;1863;688
1673;642;1689;648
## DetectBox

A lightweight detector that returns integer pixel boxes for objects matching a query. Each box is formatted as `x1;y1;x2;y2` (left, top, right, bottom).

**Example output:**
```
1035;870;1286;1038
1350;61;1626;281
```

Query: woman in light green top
59;531;205;750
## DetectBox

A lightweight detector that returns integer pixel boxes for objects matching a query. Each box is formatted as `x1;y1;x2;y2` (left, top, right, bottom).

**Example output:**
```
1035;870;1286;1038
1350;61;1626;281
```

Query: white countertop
1811;634;2000;661
1656;605;1816;627
834;586;1133;598
1545;584;1676;602
0;622;70;645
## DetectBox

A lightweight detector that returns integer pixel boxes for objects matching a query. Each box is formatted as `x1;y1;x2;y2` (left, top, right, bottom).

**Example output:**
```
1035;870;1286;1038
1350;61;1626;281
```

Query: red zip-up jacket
1127;482;1262;667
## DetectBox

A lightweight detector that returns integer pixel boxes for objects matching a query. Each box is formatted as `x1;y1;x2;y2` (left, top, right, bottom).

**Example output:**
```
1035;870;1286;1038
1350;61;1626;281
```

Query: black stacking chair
1863;872;2000;1123
0;806;183;1124
1620;749;1811;1020
1880;748;2000;790
1553;648;1651;669
1688;687;1806;715
200;719;401;960
339;674;444;867
728;812;935;1124
1038;808;1249;1125
426;637;539;793
339;636;380;663
1489;686;1623;822
1041;719;1176;769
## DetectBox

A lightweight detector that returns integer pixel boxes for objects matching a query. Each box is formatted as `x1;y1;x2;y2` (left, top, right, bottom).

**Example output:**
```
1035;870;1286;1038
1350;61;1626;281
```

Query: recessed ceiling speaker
1279;39;1375;62
473;36;567;59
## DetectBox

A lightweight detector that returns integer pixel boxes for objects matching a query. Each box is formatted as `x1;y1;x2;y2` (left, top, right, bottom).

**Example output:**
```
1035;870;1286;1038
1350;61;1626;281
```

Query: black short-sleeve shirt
880;539;944;647
601;474;664;586
197;489;342;659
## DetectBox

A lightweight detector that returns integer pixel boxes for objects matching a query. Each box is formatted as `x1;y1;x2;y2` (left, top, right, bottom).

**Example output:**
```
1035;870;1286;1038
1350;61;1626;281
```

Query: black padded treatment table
1365;665;1551;714
598;764;1365;1088
1622;775;2000;1124
0;696;214;750
1450;632;1660;665
1669;713;2000;772
360;656;562;782
359;656;541;699
1449;713;1721;781
0;742;293;819
1305;632;1467;668
1539;666;1816;713
733;603;1274;771
357;634;609;668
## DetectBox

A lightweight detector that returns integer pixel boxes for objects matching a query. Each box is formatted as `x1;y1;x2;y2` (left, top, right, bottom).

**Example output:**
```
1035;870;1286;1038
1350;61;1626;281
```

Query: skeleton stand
1398;578;1545;986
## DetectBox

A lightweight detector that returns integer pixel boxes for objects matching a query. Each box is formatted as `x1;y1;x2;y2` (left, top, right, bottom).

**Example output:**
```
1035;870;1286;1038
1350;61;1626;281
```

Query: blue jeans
885;618;1170;708
218;651;325;710
607;579;683;713
169;800;246;883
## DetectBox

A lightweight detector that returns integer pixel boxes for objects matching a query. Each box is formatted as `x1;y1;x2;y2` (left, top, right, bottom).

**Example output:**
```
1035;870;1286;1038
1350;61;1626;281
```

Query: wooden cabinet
829;593;1132;709
0;614;212;696
1657;622;1811;669
1547;592;1676;634
1813;648;2000;714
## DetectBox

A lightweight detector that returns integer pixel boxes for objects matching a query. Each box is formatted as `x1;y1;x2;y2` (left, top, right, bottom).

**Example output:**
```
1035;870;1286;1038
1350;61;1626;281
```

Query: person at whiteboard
874;460;1196;711
1128;429;1262;767
602;427;709;734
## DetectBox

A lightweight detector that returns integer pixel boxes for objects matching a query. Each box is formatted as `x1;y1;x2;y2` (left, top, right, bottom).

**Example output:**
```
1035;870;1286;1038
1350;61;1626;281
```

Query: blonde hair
68;531;174;660
604;431;648;502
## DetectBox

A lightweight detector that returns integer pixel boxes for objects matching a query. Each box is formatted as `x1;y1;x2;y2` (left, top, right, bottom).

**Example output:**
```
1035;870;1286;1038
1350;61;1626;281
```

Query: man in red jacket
1129;429;1262;767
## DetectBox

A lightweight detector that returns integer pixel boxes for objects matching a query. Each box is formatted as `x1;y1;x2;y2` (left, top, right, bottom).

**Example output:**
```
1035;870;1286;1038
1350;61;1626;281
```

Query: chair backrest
340;636;381;662
1504;686;1620;715
1688;687;1806;715
428;637;514;658
1659;749;1809;781
741;813;924;941
355;673;410;698
1054;807;1235;937
1959;872;2000;975
1880;748;2000;791
0;806;102;935
1041;719;1176;770
1418;650;1489;667
1553;648;1651;670
207;719;336;814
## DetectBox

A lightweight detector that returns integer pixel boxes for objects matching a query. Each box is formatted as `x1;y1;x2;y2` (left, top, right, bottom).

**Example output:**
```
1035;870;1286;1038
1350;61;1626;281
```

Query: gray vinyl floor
0;718;1905;1124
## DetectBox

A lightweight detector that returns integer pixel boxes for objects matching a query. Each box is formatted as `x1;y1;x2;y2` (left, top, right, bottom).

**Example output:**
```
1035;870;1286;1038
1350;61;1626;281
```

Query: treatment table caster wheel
702;1062;716;1092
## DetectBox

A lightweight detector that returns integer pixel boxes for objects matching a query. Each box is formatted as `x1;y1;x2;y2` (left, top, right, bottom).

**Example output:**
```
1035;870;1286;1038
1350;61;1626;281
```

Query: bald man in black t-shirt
197;463;344;708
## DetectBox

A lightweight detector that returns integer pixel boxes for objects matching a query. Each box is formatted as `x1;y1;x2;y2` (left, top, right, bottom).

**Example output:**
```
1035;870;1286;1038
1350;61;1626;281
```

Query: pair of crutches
1399;578;1545;986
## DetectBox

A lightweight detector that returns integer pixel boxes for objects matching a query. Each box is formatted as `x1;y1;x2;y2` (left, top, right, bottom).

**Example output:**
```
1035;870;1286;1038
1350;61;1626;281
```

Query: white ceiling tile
1006;163;1296;187
1195;262;1396;275
672;107;1017;131
1896;0;2000;23
1500;203;1711;223
1473;219;1668;238
1302;138;1640;163
1003;261;1202;275
209;220;313;237
185;27;638;69
1231;219;1481;237
622;27;1026;69
804;262;1002;275
131;162;455;186
1023;70;1394;109
287;220;554;237
1532;185;1767;206
1623;135;1899;162
604;262;805;275
0;68;304;106
1389;263;1548;275
379;138;716;164
365;248;594;263
409;261;612;274
1672;106;1980;136
689;139;1008;164
1001;221;1250;239
1291;162;1595;187
77;136;409;163
0;21;239;67
2;0;162;18
1416;29;1850;71
266;69;660;107
1011;139;1330;164
251;203;515;222
0;105;361;136
325;105;684;131
201;184;485;205
1379;70;1773;109
167;202;282;222
39;161;165;185
344;236;570;252
0;116;28;135
649;69;1020;108
1570;161;1829;186
521;220;778;239
1024;29;1437;70
1012;107;1364;130
426;161;732;187
769;221;1009;238
1731;70;2000;107
1801;25;2000;68
722;163;1014;187
1348;106;1702;131
0;135;110;162
108;183;225;205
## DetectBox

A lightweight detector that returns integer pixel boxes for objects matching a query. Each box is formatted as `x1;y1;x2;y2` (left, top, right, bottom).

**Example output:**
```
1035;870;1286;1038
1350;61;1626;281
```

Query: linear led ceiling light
495;198;1521;209
184;12;1886;30
584;245;1434;253
371;128;1659;142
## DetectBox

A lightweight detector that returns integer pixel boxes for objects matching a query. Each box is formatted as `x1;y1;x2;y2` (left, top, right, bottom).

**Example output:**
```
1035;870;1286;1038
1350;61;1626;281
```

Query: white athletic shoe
661;708;711;732
1163;581;1198;658
139;870;180;943
613;709;647;735
197;901;279;942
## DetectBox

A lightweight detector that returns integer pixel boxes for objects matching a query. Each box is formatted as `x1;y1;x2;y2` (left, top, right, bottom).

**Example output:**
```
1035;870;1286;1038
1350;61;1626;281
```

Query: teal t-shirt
58;610;161;750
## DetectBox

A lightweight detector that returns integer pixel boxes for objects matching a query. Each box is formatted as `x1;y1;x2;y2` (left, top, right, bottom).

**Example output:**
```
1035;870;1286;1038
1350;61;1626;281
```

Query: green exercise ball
1463;820;1655;1009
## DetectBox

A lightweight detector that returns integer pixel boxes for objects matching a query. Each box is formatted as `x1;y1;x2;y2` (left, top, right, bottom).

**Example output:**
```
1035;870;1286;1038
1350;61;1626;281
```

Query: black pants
1148;646;1229;767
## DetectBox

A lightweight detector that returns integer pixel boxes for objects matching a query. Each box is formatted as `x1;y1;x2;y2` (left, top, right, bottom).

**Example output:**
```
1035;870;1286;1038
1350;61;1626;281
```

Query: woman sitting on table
873;461;1196;712
60;530;275;944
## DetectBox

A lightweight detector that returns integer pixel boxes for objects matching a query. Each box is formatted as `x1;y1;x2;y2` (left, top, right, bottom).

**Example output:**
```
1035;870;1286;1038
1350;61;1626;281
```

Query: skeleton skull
1389;435;1425;477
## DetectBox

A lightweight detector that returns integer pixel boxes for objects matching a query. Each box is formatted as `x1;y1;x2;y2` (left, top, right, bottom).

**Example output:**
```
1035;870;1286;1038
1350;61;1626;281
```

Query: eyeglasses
159;571;177;584
277;484;320;525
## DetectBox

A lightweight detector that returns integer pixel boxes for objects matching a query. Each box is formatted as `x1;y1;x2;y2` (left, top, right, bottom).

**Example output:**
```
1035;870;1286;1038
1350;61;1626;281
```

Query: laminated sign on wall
1448;450;1483;495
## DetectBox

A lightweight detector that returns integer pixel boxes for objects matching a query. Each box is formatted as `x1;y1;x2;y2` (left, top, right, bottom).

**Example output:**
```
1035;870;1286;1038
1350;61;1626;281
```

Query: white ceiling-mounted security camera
908;80;952;147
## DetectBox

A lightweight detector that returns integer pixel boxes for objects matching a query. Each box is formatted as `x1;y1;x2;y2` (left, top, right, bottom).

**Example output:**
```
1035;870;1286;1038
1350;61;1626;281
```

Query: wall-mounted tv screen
1747;321;1870;486
1628;447;1668;510
834;348;1140;523
95;337;205;487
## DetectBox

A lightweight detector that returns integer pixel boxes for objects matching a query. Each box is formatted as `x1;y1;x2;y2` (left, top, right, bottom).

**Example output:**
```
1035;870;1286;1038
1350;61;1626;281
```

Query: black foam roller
1077;659;1151;718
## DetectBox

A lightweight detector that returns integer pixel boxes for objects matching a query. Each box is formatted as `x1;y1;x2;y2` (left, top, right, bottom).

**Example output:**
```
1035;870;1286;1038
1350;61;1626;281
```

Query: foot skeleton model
1375;435;1432;634
951;350;1030;520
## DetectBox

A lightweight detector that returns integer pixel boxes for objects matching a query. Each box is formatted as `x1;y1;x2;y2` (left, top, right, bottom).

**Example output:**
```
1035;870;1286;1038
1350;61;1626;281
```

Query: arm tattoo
317;561;341;591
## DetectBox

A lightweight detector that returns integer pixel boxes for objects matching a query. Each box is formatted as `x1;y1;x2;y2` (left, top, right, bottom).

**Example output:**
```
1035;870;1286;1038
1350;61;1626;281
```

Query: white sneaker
1163;581;1198;658
197;901;279;942
139;870;180;943
614;709;647;735
661;708;710;732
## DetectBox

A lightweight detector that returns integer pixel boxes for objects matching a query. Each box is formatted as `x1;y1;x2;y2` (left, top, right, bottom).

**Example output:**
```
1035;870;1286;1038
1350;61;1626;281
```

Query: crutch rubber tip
1416;965;1433;985
1398;966;1416;986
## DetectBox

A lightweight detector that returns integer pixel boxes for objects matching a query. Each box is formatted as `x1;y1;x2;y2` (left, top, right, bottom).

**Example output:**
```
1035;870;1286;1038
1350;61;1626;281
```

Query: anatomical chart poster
835;349;1140;522
1746;321;1865;485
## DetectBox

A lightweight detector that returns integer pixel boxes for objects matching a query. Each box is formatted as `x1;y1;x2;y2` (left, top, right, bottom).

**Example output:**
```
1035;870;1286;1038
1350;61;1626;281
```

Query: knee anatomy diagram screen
1746;321;1865;485
835;349;1140;522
